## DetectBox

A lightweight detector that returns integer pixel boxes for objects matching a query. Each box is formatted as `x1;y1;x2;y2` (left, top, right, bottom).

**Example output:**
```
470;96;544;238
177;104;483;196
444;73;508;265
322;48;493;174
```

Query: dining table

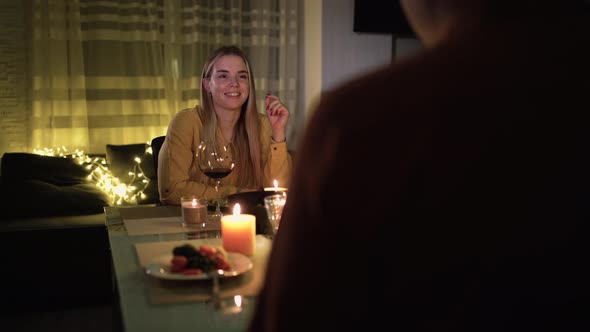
104;204;273;332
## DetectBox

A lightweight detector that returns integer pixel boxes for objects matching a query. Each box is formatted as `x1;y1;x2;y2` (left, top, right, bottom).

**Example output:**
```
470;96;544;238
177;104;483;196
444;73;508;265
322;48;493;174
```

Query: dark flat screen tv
353;0;415;38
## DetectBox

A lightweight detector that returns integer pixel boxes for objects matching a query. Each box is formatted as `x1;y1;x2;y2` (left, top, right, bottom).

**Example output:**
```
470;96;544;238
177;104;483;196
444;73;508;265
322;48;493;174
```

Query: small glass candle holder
263;193;287;236
181;195;208;228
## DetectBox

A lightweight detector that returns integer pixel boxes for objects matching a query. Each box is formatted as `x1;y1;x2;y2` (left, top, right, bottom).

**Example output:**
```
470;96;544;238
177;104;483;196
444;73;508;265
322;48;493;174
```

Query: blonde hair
199;45;263;189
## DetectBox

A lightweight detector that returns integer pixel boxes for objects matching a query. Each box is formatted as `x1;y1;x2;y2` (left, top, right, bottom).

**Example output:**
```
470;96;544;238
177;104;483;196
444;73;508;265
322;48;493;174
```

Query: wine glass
208;269;251;316
197;140;235;222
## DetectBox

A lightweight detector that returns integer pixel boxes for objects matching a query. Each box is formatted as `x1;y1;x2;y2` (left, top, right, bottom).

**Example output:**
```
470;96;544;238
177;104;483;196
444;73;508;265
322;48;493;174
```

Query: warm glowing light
233;295;243;307
221;204;256;256
233;203;241;216
33;144;152;205
264;179;287;192
114;184;127;196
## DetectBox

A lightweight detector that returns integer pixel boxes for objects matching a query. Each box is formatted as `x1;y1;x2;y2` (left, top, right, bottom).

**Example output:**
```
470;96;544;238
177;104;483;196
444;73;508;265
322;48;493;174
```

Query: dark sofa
0;144;158;313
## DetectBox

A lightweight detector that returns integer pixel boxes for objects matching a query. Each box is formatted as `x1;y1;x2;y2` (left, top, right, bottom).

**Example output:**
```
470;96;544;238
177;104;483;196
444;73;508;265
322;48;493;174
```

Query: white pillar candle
221;204;256;256
181;196;207;227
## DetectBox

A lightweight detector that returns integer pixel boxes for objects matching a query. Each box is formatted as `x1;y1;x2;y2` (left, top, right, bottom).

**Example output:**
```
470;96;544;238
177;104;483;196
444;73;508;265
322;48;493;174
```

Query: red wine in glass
203;167;233;179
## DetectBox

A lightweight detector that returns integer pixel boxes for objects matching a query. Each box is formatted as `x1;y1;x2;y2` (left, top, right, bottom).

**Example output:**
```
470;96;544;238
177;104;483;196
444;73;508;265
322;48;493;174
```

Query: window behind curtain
0;0;298;156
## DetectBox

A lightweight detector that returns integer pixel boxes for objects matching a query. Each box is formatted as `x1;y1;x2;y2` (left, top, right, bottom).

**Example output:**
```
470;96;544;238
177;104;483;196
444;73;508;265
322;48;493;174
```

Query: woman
157;45;292;205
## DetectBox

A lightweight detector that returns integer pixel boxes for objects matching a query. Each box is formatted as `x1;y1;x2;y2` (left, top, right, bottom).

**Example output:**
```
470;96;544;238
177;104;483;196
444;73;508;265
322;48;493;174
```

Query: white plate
144;252;253;281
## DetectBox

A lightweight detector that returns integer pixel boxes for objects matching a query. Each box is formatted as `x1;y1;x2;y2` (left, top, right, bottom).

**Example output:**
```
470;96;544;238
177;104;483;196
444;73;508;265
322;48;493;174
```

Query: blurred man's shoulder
312;52;439;124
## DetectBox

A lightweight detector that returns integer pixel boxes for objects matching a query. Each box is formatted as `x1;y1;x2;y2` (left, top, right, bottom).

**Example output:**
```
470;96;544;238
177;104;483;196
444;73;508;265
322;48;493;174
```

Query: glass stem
215;180;222;217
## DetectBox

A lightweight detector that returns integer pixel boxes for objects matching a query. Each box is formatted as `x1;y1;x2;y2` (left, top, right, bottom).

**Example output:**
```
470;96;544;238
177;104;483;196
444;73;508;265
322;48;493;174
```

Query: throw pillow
0;179;110;220
1;153;91;186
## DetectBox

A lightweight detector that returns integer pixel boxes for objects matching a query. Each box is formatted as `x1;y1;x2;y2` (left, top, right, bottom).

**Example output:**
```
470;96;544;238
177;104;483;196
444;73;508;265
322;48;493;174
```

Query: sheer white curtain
23;0;299;155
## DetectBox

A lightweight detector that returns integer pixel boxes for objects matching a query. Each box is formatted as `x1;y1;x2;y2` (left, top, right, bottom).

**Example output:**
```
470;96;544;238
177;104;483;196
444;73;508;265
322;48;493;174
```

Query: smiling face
204;54;250;114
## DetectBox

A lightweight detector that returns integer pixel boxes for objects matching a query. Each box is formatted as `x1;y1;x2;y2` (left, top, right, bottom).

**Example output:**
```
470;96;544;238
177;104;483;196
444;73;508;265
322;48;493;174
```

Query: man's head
399;0;486;47
400;0;582;47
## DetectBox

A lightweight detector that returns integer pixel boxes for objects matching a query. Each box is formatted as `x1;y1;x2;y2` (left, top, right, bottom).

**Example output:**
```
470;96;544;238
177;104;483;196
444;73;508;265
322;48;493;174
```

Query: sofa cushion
1;152;91;186
0;179;110;220
106;143;159;204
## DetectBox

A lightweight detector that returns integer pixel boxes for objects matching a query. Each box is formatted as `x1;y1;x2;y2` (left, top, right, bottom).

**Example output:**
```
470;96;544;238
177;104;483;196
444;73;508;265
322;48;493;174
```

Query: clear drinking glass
263;192;287;236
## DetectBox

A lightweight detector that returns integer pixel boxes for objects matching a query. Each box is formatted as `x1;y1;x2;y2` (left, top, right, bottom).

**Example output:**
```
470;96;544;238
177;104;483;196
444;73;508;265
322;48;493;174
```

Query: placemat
120;205;220;236
135;236;272;304
119;205;180;219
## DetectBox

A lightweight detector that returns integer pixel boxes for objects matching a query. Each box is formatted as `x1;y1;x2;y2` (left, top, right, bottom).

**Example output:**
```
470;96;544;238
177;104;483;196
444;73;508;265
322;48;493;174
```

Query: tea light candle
264;179;288;193
221;204;256;256
181;197;207;226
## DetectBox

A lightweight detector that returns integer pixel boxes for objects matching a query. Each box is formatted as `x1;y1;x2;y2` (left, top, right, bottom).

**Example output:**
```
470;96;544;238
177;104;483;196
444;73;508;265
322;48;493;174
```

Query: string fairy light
33;144;152;205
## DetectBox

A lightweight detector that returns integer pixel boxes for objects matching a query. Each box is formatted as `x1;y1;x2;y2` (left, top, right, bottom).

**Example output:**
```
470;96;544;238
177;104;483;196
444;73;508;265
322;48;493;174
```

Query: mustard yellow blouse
157;107;292;205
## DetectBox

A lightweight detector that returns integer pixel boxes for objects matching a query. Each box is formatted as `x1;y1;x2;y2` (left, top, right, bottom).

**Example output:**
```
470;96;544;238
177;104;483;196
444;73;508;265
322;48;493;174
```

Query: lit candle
221;204;256;256
181;196;207;227
264;179;288;193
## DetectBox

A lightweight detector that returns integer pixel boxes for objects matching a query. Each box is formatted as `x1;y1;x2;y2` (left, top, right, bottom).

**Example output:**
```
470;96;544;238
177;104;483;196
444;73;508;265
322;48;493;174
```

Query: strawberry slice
199;245;218;257
215;256;232;271
170;255;188;272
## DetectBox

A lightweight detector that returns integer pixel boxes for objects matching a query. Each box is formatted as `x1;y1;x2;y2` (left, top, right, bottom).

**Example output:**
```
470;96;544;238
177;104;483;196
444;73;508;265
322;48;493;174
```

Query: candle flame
273;179;278;189
234;295;243;307
191;198;197;207
233;203;241;216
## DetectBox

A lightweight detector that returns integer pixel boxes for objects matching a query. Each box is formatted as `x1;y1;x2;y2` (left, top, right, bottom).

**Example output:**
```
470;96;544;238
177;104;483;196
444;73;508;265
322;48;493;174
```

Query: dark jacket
250;4;590;332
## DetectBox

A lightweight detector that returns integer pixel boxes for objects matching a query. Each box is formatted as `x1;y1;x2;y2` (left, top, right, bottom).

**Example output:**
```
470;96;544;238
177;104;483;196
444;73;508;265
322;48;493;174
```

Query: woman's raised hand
265;94;289;142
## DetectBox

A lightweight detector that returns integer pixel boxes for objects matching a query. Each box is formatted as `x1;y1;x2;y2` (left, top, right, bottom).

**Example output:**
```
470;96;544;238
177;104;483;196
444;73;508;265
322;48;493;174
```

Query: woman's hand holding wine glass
197;141;235;222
